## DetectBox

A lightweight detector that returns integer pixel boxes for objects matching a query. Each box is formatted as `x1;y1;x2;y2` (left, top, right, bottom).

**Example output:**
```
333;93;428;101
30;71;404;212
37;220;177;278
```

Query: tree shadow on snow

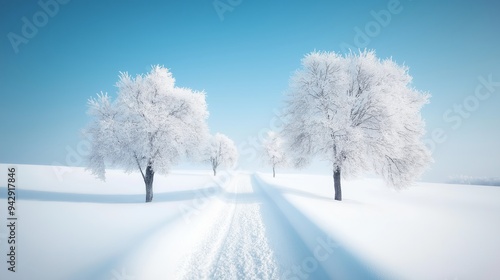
0;185;221;204
261;180;369;206
68;208;185;280
252;175;385;280
271;183;335;202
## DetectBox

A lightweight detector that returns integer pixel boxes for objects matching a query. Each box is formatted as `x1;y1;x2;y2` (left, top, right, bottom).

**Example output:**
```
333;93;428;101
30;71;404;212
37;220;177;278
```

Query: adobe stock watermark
7;0;70;54
110;267;136;280
340;0;408;52
239;107;287;164
179;98;290;223
213;0;243;21
424;74;500;154
179;106;287;223
282;235;339;279
179;162;244;224
52;137;91;182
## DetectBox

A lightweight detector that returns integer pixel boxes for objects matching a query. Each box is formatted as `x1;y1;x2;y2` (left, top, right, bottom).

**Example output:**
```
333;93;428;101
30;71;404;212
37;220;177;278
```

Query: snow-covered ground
1;164;499;280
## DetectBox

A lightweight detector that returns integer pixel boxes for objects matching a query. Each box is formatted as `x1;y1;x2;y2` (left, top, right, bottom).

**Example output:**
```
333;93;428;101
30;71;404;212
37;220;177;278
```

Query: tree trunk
333;168;342;201
273;166;275;178
213;168;217;176
144;165;155;203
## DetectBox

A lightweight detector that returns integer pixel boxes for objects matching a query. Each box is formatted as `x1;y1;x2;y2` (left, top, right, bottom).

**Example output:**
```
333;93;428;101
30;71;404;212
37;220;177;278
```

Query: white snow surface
1;164;499;280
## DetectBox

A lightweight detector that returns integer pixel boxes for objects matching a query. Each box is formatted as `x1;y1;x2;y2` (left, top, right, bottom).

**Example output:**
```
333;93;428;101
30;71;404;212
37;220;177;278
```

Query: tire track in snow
174;180;238;279
210;175;279;279
176;174;279;279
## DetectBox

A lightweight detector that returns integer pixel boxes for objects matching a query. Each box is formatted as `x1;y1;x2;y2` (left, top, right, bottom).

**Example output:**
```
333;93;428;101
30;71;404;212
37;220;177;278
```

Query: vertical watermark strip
6;167;17;272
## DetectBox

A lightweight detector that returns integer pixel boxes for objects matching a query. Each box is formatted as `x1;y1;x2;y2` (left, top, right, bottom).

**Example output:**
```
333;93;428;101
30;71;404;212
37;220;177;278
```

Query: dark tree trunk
334;168;342;201
144;165;155;203
213;168;217;176
273;166;275;178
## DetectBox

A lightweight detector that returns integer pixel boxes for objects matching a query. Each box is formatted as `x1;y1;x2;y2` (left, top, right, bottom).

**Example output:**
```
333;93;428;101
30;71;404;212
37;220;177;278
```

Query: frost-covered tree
85;65;209;202
282;50;432;201
262;131;287;177
208;133;238;176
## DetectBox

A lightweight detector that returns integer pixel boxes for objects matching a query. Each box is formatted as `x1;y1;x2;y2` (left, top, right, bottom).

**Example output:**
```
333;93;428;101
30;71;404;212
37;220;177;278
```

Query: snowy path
175;174;281;279
0;166;380;280
159;172;333;280
2;165;498;280
0;166;376;280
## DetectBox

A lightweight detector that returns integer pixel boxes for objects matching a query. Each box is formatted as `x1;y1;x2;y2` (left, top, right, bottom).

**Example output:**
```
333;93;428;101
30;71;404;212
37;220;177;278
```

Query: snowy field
1;164;500;280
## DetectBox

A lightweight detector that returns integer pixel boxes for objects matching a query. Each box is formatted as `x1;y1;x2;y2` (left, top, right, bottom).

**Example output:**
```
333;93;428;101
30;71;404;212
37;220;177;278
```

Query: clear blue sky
1;0;499;182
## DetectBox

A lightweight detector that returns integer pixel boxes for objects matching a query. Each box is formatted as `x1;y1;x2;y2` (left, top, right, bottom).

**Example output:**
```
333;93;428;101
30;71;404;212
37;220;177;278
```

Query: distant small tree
282;50;432;201
85;65;209;202
262;131;287;177
208;133;238;176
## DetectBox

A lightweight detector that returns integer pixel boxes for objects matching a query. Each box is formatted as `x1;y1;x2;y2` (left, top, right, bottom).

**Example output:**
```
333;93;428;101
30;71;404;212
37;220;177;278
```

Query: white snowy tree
262;131;287;177
85;65;209;202
207;133;238;176
282;50;432;201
